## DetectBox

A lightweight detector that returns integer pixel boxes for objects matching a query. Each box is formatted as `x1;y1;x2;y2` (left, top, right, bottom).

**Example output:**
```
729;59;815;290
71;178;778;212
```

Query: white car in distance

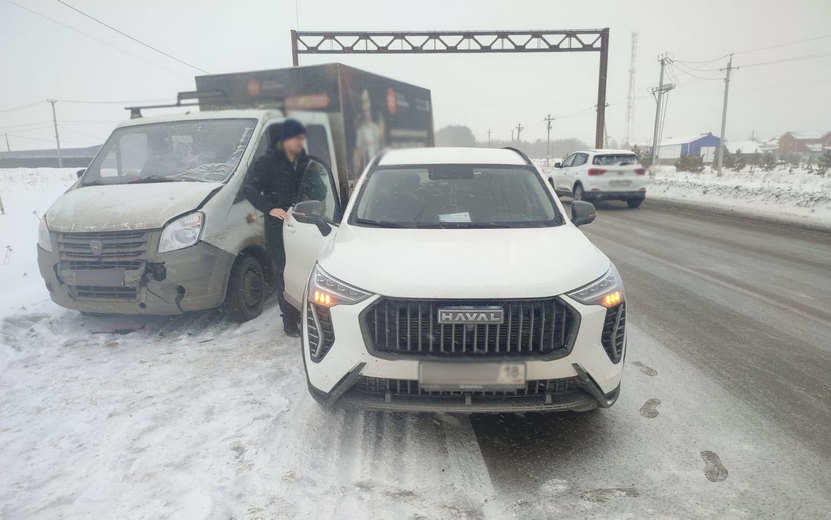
282;147;627;413
550;149;647;208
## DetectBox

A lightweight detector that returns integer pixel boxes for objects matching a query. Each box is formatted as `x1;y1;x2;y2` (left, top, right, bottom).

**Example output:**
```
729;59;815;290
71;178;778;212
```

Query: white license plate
419;362;526;391
610;180;632;187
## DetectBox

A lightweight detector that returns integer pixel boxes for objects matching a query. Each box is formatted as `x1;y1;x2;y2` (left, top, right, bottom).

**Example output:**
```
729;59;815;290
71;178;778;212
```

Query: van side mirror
571;201;596;227
292;200;332;236
554;162;562;168
76;169;86;179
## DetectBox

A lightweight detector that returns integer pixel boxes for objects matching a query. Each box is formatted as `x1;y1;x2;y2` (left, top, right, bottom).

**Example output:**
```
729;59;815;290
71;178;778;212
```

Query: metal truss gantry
291;29;610;148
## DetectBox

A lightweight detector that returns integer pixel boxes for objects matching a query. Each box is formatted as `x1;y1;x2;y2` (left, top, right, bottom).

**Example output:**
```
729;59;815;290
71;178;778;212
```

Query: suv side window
562;154;576;168
305;124;332;170
298;159;341;223
572;153;588;167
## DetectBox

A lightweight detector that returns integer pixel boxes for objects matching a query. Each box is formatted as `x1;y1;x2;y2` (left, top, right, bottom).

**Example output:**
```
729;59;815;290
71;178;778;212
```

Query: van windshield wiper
127;175;181;184
353;218;406;228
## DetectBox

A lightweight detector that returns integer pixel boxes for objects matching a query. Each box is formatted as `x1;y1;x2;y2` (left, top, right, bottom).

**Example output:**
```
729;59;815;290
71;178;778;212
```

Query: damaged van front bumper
37;230;234;314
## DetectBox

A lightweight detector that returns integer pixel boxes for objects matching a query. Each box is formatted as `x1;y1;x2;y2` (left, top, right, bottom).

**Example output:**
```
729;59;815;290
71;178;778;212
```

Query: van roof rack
125;89;227;119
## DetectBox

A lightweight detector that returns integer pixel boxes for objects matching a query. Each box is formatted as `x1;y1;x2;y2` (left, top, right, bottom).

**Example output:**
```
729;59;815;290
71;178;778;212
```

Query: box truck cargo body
195;63;434;199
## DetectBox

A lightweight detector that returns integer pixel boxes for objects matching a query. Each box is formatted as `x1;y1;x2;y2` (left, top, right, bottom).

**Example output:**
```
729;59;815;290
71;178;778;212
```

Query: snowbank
533;159;831;229
649;165;831;230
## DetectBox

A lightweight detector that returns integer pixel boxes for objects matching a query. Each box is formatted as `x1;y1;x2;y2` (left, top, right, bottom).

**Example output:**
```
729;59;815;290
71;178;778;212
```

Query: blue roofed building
655;132;722;162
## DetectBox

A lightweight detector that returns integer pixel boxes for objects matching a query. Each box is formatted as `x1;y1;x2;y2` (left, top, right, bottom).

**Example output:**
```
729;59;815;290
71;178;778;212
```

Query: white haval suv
550;149;647;208
282;147;627;412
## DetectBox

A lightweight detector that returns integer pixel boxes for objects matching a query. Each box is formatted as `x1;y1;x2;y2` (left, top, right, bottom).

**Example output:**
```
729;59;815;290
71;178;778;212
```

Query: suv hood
320;224;610;299
45;182;222;232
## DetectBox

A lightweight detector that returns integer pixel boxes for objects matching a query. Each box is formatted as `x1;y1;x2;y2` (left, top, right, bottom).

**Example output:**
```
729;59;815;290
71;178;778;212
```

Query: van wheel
224;255;265;322
627;199;643;208
573;184;584;201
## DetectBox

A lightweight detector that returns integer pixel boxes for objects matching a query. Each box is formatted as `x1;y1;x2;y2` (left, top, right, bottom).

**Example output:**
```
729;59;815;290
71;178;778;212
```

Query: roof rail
125;89;227;119
501;146;534;166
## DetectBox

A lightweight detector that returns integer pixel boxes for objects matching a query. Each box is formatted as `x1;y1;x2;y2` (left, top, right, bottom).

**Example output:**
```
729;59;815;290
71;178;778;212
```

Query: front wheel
627;199;643;209
573;184;584;201
223;255;266;322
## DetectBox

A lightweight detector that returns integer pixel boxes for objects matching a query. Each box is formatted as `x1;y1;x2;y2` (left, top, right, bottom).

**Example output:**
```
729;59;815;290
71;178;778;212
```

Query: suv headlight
308;264;372;307
567;264;624;307
158;212;204;253
38;216;53;252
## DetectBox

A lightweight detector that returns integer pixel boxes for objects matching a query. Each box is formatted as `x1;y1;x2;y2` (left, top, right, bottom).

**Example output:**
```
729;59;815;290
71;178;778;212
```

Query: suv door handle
285;222;296;233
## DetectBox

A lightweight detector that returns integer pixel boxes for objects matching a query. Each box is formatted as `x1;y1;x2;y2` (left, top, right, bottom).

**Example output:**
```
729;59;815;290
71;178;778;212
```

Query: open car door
282;156;343;309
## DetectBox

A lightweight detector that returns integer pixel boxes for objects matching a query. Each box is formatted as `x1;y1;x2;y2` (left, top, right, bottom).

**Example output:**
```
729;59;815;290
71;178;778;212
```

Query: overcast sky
1;0;829;151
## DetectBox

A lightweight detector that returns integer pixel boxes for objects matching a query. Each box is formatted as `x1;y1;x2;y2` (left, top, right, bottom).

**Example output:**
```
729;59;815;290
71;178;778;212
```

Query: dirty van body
36;64;433;322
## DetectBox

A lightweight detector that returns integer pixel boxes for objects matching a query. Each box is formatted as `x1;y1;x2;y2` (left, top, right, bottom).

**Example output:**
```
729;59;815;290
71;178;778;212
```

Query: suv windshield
352;164;563;228
81;118;256;185
593;153;639;166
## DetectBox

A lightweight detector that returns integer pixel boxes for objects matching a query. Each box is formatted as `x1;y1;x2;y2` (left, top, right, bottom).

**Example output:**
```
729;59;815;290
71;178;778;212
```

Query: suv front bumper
302;295;625;413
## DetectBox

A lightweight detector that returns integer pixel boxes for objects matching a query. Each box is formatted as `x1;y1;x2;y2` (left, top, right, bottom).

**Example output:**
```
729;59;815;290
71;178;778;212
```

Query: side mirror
76;169;86;179
292;200;332;236
571;201;597;227
554;162;562;168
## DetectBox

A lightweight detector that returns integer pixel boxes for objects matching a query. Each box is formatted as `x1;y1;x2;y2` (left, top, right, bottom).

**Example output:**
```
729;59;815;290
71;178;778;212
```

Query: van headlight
158;212;204;253
308;264;372;307
38;216;53;252
567;264;624;307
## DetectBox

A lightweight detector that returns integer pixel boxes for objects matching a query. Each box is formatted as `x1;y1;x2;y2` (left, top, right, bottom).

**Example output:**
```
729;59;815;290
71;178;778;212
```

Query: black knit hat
280;118;306;141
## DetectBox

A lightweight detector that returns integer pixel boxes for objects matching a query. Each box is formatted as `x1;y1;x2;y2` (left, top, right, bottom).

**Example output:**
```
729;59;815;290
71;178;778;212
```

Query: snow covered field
2;168;829;518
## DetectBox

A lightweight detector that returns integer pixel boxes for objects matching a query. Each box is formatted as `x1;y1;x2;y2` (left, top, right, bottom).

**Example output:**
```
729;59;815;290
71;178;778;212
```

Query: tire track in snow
267;403;496;519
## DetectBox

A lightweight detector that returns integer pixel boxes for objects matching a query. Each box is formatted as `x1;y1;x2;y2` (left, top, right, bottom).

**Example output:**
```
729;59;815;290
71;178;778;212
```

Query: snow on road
2;168;829;518
1;170;494;518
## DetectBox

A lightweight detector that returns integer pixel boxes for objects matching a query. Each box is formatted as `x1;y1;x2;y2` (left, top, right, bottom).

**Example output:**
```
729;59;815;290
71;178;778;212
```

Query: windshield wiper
127;175;180;184
353;218;407;228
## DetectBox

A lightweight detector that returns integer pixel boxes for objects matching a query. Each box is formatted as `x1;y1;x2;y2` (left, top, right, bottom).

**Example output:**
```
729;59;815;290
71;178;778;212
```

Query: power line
733;34;831;56
5;0;191;78
56;1;209;74
0;100;44;114
673;34;831;68
741;51;831;69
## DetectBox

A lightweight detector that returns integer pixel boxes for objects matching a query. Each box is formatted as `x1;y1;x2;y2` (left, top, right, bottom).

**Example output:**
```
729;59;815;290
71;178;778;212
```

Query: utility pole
511;129;514;145
47;99;63;168
624;33;638;147
487;128;492;146
544;114;555;165
650;54;675;168
716;54;736;177
4;133;9;152
515;123;524;146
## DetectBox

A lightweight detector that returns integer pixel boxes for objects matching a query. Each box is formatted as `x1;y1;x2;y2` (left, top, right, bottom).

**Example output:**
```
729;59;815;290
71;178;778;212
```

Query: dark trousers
266;218;300;322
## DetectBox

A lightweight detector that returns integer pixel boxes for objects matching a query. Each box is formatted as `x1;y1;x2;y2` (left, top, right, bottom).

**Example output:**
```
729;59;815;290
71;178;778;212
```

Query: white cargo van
36;64;434;321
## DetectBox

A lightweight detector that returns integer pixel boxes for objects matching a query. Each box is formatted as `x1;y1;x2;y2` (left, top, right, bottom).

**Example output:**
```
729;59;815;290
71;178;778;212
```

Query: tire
223;255;266;322
573;183;584;201
627;199;643;208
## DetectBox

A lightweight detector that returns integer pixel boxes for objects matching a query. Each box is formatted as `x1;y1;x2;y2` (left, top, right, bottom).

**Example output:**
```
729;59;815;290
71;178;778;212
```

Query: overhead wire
55;0;209;74
4;0;191;78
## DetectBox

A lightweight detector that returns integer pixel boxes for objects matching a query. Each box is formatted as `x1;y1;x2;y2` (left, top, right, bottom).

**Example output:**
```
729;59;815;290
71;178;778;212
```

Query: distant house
656;132;721;162
0;145;101;169
778;131;824;154
724;140;765;160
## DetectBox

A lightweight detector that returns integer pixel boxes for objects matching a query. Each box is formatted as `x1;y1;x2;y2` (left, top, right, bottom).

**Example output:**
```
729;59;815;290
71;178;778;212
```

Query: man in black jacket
242;119;308;336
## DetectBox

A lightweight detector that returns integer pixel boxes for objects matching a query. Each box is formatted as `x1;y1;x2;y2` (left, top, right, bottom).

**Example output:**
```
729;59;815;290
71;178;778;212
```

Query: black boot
283;315;301;338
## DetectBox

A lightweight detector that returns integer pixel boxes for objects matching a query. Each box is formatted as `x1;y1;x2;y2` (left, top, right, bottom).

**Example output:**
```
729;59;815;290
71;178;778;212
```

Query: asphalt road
470;198;831;517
